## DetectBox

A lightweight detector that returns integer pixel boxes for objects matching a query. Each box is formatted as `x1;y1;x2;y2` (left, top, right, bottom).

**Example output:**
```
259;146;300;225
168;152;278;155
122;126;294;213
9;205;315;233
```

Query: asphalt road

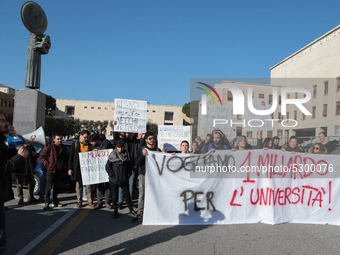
4;186;340;255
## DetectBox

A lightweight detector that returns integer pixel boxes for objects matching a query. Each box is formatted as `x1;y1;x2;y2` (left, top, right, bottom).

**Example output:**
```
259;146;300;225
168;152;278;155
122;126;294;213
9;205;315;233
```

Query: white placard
114;98;147;133
79;149;112;185
158;125;192;151
200;105;236;137
144;149;340;225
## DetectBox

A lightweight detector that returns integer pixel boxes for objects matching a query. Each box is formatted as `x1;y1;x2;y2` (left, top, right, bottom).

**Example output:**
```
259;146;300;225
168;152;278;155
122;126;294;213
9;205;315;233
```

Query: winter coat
106;149;131;185
68;139;92;182
39;143;69;173
0;135;26;203
282;143;304;152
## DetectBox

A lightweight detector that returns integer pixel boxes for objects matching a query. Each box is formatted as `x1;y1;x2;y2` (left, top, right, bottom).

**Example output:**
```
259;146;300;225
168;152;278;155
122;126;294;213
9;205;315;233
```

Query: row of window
0;99;14;108
227;78;340;102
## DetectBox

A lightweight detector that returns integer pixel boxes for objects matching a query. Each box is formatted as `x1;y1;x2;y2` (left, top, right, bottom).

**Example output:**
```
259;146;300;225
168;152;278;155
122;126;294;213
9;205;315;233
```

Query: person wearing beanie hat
203;129;229;153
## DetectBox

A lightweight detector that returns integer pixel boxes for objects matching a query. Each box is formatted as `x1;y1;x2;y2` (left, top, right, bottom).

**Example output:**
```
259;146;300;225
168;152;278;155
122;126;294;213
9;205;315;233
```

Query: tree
45;116;82;138
182;100;199;118
146;122;158;135
82;120;108;134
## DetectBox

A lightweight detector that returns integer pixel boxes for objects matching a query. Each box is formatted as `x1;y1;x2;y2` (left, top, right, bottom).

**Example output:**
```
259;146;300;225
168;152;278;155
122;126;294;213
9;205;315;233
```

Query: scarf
108;149;129;164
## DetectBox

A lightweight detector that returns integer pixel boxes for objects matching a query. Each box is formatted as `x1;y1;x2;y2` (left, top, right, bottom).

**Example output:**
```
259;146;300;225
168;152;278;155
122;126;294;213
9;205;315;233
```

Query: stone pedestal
13;89;46;135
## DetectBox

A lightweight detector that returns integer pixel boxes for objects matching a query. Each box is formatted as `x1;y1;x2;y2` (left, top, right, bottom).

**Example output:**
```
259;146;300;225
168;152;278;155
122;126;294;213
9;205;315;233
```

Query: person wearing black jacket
132;131;161;222
106;139;136;219
68;130;94;208
115;132;143;209
0;115;28;255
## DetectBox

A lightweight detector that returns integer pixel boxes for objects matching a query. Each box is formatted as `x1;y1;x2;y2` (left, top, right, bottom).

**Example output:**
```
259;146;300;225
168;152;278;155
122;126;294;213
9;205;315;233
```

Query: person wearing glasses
132;131;162;222
308;143;328;154
0;114;28;254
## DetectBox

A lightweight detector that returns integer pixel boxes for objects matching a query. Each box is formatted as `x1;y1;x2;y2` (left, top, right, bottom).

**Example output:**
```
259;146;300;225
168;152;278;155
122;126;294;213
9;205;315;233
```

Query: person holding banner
281;136;304;153
132;131;161;222
196;134;212;153
171;140;190;155
68;130;94;208
106;139;136;219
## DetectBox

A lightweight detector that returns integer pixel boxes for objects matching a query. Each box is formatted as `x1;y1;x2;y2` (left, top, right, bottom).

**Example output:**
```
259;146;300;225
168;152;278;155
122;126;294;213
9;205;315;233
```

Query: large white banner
242;98;274;131
158;125;192;152
79;149;112;185
200;105;236;137
144;149;340;225
114;98;147;133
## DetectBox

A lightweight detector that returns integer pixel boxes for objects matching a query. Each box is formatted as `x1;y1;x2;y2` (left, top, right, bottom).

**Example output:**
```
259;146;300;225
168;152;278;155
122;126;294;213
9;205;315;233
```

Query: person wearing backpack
39;134;69;210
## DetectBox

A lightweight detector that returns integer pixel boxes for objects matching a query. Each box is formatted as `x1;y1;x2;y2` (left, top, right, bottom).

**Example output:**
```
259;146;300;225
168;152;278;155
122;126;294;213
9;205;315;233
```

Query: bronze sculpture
21;1;51;89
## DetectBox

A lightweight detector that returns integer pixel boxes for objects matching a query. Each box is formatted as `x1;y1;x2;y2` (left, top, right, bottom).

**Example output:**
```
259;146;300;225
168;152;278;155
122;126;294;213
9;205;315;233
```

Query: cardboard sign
158;125;192;151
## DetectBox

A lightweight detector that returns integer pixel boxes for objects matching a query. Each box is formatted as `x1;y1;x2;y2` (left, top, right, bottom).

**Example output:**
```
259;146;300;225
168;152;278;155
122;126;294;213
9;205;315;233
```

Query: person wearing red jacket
39;134;69;210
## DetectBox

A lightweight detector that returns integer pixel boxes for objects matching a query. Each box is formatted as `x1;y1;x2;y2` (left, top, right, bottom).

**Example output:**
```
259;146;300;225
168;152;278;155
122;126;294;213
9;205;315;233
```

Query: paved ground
4;186;340;255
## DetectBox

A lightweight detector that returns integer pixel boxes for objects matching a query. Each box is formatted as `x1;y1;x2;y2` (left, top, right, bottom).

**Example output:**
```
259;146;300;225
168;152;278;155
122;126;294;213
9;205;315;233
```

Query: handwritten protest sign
144;149;340;225
158;125;192;151
114;98;147;133
200;105;236;137
79;149;112;185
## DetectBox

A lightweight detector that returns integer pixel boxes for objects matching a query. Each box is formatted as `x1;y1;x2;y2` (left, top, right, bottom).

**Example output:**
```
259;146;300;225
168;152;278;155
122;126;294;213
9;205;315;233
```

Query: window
147;110;149;112
98;107;101;109
323;104;327;117
152;110;156;113
164;122;173;125
294;110;297;121
227;91;233;101
337;78;340;91
312;106;316;118
12;102;14;108
287;94;290;99
65;106;75;116
8;102;10;107
302;113;305;120
277;129;283;139
0;99;2;106
336;102;340;115
237;115;242;120
267;131;273;138
91;107;94;109
164;111;174;121
237;127;242;136
271;113;274;119
324;81;328;95
278;112;282;122
4;101;7;107
286;112;289;120
105;107;108;110
247;131;252;138
295;92;298;99
279;96;281;105
269;94;272;105
252;93;254;98
259;93;264;99
335;125;339;135
313;85;317;98
84;106;87;109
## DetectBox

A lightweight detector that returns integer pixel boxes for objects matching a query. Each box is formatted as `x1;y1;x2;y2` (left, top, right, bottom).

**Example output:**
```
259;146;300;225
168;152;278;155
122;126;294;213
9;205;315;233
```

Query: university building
197;24;340;144
55;99;188;137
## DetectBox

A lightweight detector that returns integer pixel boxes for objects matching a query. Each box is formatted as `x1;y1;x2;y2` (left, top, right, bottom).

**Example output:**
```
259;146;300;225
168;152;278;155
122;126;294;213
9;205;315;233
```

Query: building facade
0;84;15;120
55;99;185;137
